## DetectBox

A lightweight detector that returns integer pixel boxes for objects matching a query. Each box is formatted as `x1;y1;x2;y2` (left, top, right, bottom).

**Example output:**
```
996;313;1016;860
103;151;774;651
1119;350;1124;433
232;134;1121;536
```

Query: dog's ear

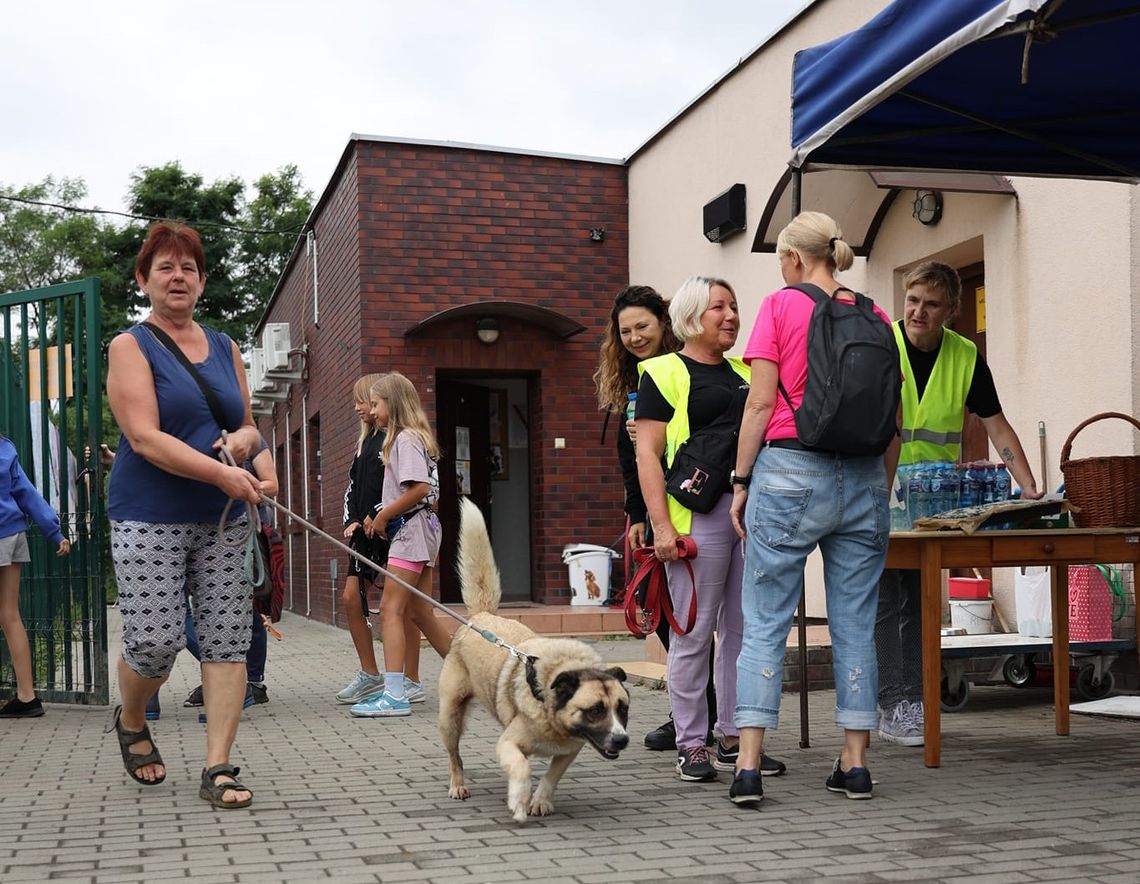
550;671;580;710
606;666;627;683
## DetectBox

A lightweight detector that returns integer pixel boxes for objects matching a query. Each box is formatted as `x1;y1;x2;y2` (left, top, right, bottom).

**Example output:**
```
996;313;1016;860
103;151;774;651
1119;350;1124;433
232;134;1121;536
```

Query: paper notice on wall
456;460;472;495
975;285;986;333
455;426;471;460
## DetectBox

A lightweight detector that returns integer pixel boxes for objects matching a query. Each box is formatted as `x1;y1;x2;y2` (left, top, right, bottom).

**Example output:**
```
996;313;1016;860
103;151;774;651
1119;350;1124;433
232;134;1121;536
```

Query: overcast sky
1;1;809;213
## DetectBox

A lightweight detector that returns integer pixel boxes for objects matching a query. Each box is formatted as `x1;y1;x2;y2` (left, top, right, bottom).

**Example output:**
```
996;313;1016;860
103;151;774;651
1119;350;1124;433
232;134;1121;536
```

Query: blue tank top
107;324;246;523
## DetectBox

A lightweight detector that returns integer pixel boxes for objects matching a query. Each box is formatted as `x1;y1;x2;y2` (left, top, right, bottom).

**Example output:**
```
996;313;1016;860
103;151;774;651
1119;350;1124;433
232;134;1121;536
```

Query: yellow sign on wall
26;345;73;401
975;285;986;333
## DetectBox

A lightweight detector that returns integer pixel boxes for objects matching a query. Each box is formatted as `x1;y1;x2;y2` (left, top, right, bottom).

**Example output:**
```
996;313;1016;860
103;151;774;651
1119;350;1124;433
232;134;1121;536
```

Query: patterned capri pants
112;517;253;679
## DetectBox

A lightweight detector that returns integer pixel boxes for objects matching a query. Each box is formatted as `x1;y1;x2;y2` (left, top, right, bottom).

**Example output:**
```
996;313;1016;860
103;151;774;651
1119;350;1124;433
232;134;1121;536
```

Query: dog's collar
524;656;544;701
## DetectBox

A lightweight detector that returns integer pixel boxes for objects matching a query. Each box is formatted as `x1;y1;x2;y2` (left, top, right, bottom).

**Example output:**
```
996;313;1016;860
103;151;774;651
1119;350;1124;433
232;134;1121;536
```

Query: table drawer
989;535;1096;563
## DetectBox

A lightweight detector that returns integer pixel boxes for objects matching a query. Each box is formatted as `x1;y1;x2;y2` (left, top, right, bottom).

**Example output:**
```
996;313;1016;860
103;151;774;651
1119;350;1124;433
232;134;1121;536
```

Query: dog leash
255;494;539;668
623;536;699;637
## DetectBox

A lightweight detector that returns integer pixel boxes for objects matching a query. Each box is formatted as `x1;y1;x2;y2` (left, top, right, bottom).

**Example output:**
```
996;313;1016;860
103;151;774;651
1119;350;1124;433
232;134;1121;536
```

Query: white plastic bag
1015;566;1051;637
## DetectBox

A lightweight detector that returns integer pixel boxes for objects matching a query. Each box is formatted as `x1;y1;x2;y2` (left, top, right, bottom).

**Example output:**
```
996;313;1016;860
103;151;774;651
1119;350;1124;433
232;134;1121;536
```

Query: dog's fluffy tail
457;498;502;616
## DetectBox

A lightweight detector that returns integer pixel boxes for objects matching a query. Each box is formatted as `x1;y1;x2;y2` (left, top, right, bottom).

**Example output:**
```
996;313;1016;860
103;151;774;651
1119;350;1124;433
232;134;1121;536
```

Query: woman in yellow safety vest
876;261;1042;748
635;276;786;785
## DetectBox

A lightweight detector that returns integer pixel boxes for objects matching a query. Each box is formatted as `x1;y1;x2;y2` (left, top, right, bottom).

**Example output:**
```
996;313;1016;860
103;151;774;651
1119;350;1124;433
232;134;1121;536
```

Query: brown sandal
107;705;166;785
200;763;253;809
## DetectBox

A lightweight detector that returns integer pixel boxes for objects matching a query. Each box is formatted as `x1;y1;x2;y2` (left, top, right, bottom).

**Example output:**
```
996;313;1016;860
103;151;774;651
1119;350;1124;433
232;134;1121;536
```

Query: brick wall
258;139;631;621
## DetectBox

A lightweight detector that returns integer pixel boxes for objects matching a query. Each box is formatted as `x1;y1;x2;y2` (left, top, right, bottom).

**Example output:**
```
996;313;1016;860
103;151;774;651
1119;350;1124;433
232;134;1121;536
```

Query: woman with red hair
106;221;266;808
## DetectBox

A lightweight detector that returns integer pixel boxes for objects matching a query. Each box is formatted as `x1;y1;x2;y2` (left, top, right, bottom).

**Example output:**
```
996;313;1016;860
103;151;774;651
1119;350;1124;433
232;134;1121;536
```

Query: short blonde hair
902;261;962;323
669;276;736;341
776;211;854;273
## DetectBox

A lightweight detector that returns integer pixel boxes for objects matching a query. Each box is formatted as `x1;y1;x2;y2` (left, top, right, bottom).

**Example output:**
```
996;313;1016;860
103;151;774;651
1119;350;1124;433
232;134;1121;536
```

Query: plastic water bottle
994;464;1011;501
961;462;983;509
939;463;957;511
626;392;637;423
929;462;947;516
891;465;911;531
982;462;996;505
908;462;932;521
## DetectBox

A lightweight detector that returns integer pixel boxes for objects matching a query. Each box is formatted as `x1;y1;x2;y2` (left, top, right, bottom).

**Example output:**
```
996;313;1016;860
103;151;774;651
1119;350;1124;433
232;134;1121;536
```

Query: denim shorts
735;445;888;732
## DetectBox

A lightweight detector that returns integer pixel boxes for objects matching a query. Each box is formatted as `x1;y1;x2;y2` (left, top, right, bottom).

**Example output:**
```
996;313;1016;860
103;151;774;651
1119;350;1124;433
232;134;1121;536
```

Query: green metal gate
0;278;106;704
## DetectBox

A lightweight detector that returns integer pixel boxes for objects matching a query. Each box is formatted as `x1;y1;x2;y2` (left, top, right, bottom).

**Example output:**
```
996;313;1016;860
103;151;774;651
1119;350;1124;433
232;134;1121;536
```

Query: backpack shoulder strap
785;282;830;304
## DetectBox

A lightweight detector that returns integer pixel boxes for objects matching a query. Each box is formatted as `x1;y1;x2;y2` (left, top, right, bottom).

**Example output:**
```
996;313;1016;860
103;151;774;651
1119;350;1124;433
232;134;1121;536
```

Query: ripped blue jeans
735;445;888;732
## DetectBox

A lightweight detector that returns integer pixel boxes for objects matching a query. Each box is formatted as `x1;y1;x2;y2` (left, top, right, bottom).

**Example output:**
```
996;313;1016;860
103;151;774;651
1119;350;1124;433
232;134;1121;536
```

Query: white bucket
949;598;994;635
561;544;620;607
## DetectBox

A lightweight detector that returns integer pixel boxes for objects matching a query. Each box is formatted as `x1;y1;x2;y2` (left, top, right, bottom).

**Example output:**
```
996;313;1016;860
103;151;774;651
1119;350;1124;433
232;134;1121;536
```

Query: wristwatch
730;470;751;488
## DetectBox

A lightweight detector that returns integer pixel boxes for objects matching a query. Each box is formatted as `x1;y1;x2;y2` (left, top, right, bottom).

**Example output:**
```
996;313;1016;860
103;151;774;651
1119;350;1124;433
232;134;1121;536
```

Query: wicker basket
1060;412;1140;528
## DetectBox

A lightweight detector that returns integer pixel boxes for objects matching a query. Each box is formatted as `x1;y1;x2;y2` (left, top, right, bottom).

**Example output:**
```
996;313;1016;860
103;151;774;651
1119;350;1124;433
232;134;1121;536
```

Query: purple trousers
665;493;743;749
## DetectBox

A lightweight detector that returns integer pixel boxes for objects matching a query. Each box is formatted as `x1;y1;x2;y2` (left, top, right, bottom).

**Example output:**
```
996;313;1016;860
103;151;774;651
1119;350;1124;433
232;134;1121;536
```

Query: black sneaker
713;740;788;776
184;685;204;707
714;739;738;771
760;752;787;777
0;697;44;718
825;756;873;800
248;683;269;705
728;769;764;807
676;746;717;782
644;718;676;751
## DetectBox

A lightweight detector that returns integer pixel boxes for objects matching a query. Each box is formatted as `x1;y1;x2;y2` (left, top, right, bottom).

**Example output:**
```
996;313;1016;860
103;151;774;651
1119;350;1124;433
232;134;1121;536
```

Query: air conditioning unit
250;347;276;394
263;323;292;372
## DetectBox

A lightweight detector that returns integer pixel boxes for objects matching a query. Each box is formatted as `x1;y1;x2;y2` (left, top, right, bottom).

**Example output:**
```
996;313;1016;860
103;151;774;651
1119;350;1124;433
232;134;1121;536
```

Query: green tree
237;164;313;321
0;177;105;294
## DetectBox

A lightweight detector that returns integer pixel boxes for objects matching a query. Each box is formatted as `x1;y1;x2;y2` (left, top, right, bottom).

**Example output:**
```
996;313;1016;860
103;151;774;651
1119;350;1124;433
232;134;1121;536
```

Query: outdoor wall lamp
913;190;944;226
476;317;500;344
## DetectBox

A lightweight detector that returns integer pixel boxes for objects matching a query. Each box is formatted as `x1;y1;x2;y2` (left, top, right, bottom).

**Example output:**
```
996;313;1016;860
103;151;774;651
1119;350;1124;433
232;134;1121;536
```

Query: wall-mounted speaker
703;183;746;243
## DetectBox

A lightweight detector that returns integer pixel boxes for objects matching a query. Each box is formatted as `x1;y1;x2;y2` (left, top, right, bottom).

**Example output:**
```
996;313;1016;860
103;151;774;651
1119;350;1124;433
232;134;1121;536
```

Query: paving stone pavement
3;607;1140;883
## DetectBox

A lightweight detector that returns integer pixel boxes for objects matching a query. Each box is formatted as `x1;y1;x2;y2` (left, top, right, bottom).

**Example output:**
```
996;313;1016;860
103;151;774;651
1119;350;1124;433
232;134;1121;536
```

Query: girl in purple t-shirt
349;371;452;718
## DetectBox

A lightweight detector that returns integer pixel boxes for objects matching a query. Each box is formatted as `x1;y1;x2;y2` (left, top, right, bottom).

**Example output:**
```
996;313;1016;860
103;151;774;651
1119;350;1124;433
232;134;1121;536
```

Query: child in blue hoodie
0;433;71;718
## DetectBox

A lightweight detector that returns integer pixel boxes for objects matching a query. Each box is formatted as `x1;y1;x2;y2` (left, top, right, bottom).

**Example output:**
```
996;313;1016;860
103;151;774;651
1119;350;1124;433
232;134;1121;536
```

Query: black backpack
778;283;900;456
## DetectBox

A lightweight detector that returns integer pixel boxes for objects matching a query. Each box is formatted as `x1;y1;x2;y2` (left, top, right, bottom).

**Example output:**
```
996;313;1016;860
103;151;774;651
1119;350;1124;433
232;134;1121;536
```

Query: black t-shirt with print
636;354;743;431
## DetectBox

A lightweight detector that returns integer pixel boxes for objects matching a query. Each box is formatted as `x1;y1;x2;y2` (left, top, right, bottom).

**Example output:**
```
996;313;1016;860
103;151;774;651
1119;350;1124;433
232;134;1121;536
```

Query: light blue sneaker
336;670;385;705
350;690;411;718
404;678;426;704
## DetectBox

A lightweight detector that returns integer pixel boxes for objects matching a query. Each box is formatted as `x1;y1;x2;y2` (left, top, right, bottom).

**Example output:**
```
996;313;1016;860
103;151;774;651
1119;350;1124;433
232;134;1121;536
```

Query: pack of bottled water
890;460;1012;531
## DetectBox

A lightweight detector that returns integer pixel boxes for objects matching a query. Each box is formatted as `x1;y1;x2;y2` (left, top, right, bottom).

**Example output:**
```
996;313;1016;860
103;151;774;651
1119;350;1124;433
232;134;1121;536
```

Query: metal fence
0;278;106;704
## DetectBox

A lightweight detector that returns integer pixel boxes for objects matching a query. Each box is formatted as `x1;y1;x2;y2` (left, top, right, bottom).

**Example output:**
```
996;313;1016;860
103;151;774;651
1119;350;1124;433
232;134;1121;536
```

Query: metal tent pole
790;166;812;750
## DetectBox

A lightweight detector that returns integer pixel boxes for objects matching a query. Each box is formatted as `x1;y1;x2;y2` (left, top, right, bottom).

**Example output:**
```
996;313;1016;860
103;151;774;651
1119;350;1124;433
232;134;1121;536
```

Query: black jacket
616;414;647;525
343;430;385;527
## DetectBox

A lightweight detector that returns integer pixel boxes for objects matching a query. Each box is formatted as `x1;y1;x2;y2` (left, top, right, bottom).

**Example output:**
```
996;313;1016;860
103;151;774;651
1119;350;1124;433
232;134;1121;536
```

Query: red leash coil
623;536;698;637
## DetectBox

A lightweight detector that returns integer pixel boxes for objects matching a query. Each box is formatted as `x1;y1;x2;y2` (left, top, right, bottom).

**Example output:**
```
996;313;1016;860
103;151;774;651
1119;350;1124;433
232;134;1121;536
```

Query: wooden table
886;527;1140;767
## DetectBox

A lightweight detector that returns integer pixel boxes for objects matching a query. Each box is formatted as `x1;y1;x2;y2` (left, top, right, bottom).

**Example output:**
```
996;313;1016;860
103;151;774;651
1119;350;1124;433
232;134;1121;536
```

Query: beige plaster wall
629;0;1140;618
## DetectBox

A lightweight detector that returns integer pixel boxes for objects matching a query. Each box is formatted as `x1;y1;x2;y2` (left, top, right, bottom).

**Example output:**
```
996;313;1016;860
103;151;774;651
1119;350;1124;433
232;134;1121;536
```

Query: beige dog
440;499;630;821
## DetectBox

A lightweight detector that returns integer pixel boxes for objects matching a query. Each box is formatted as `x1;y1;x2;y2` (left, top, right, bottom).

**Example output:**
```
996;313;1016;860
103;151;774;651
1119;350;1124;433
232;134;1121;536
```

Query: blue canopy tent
781;0;1140;746
792;0;1140;180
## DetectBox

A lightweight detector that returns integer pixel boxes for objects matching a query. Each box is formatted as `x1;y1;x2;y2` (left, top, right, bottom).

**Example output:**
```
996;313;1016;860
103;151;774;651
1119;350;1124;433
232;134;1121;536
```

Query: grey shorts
0;532;30;566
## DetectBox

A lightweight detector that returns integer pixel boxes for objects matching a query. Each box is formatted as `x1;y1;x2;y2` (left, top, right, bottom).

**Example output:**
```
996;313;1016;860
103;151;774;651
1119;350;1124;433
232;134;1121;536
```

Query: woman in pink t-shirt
725;212;894;807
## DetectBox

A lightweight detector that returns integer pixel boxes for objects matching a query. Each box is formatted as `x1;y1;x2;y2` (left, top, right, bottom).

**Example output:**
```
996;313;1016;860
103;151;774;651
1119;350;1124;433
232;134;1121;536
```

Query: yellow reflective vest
894;322;977;465
638;352;750;535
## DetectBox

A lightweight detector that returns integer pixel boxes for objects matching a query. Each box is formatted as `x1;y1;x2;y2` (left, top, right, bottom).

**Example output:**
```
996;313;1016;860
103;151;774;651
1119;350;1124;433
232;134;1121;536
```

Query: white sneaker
404;678;426;704
902;700;925;746
336;670;385;704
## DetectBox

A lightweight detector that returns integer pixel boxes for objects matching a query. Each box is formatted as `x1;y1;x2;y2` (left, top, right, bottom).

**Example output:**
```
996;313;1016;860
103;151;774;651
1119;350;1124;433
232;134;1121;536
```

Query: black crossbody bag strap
141;322;236;432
